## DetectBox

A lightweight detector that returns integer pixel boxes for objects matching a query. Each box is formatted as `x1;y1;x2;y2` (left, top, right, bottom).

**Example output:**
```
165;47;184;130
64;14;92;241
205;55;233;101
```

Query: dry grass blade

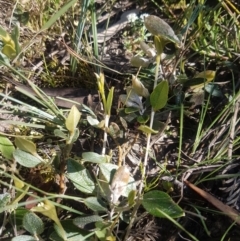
184;180;240;225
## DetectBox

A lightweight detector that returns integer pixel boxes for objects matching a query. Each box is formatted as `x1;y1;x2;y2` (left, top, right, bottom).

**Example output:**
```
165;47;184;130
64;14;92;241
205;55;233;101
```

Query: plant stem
124;53;161;241
102;114;110;155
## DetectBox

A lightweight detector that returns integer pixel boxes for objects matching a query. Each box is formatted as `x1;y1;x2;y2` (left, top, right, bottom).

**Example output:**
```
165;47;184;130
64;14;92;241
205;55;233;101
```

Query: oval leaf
205;83;223;97
194;70;216;81
99;163;136;202
65;105;81;133
82;152;108;164
49;220;89;241
137;115;149;124
124;107;140;114
142;190;184;218
54;129;68;139
119;88;143;110
107;122;121;139
22;212;44;236
31;199;66;240
144;15;180;46
73;215;103;231
15;137;36;155
130;55;150;67
13;149;42;168
2;43;16;58
12;235;36;241
67;159;95;194
0;193;11;211
84;197;107;212
110;166;130;204
139;41;156;58
150;80;169;111
0;136;15;159
87;115;99;126
138;125;158;134
132;75;149;98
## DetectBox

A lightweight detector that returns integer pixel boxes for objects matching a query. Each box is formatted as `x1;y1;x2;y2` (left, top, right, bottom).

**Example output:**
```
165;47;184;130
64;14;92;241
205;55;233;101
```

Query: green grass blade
71;0;91;73
40;0;78;31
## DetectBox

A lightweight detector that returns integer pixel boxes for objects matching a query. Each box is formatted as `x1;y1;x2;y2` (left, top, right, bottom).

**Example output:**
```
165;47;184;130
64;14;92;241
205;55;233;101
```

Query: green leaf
138;125;158;134
154;36;164;55
128;190;136;207
11;208;29;226
49;220;89;241
15;137;37;155
0;27;16;59
31;200;66;240
205;83;223;97
69;128;80;143
22;212;44;236
13;150;42;168
0;52;10;65
107;122;121;139
67;159;95;194
84;197;107;212
11;23;21;55
144;15;181;46
99;163;118;184
0;136;15;159
130;55;150;67
184;71;216;92
54;129;68;139
124;107;140;114
0;193;11;212
40;0;78;31
65;105;81;134
0;26;9;39
82;152;108;164
142;190;184;218
106;87;114;115
11;235;37;241
13;11;29;25
150;80;169;111
73;215;103;231
119;87;143;110
132;75;149;98
10;184;29;209
2;44;16;58
137;115;149;124
87;115;99;126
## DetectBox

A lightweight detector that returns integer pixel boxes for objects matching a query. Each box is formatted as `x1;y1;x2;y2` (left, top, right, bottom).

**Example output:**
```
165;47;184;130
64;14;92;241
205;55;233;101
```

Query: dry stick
123;54;161;241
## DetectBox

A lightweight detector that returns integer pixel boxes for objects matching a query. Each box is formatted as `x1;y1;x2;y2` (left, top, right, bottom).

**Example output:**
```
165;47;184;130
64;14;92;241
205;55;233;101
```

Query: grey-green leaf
73;215;103;231
67;159;95;194
84;197;107;212
50;220;89;241
12;235;37;241
13;149;42;168
142;190;184;218
82;152;109;164
22;212;44;235
144;15;180;46
0;193;11;212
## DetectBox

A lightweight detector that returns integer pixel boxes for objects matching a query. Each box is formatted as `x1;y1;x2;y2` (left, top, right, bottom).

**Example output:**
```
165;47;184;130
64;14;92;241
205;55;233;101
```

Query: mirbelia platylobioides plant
123;15;188;241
